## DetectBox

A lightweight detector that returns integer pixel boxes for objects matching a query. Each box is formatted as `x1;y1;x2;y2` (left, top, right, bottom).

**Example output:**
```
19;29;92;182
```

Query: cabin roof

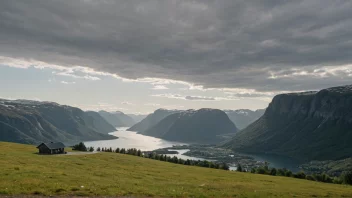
37;142;65;149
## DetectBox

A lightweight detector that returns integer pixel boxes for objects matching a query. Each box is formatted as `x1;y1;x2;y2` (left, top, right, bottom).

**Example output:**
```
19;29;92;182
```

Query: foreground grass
1;142;352;197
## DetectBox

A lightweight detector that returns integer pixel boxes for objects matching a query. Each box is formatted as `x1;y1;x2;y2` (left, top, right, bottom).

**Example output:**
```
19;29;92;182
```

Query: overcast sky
1;0;352;114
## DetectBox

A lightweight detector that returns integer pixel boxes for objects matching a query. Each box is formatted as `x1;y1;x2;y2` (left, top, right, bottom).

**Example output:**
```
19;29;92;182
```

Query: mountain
141;108;238;144
127;114;147;123
98;111;135;127
84;111;117;133
224;109;265;129
223;85;352;161
128;109;181;132
0;99;116;145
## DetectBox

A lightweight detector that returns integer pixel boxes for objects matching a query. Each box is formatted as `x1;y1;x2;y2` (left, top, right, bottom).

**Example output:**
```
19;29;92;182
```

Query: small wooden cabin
37;142;65;154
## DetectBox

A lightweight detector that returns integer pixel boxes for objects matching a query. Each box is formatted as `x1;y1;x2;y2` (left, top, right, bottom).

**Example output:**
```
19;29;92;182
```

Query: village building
37;142;65;154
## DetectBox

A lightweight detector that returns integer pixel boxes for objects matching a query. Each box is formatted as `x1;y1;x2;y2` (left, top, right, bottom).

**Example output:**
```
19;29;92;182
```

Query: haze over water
84;127;186;151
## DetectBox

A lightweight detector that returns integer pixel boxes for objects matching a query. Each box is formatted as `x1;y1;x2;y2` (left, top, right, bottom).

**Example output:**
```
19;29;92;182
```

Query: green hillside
1;142;352;197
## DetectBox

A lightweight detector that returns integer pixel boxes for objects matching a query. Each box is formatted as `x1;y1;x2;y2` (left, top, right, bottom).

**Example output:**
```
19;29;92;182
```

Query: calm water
85;127;299;171
85;127;185;151
84;127;210;162
245;153;301;172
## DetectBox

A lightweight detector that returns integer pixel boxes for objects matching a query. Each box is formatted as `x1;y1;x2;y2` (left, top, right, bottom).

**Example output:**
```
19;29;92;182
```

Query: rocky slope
224;109;265;129
222;85;352;161
0;99;116;145
142;108;238;144
128;109;181;132
99;111;135;127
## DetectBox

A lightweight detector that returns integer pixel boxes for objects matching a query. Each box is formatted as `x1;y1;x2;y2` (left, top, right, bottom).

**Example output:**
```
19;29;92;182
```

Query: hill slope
128;109;181;132
85;111;117;134
0;99;115;145
99;110;135;127
1;142;352;197
142;109;238;143
223;85;352;161
224;109;265;129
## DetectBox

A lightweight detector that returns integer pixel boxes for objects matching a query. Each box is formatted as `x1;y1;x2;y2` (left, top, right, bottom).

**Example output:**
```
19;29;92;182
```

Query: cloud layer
1;0;352;92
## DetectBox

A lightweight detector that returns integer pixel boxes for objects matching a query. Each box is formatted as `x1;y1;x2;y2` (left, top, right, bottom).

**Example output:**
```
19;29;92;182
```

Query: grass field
1;142;352;197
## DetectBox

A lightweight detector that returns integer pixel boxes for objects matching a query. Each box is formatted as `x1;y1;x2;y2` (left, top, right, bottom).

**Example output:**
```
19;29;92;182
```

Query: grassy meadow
1;142;352;197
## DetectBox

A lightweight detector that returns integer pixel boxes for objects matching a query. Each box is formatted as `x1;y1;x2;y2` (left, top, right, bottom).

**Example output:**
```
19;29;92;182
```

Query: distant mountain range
99;111;136;127
224;109;265;130
223;85;352;162
128;109;181;132
130;108;238;144
127;114;147;123
0;99;116;145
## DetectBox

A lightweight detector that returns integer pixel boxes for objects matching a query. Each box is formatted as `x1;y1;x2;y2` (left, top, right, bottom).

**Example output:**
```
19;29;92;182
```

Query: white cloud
60;81;76;84
152;85;169;90
152;93;238;101
144;103;160;107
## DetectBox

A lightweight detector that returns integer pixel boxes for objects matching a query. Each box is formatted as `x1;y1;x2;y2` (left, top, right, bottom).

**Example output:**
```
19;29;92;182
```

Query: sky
1;0;352;114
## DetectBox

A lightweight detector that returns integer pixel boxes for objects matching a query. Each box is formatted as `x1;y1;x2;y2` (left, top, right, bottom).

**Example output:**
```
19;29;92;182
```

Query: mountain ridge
142;108;238;143
128;109;182;132
222;85;352;161
0;99;116;145
99;110;135;127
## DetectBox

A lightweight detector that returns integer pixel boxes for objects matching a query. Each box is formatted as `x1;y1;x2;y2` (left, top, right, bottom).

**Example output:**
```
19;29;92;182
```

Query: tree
72;142;87;151
285;170;292;177
97;147;101;152
237;164;243;172
270;168;277;176
184;159;191;166
88;147;94;152
277;168;285;176
115;148;120;153
256;167;266;174
264;161;269;172
342;172;352;185
250;168;256;173
220;162;229;170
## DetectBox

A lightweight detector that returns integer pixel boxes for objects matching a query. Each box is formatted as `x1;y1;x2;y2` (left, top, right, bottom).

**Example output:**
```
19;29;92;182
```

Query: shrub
293;171;306;179
306;175;315;181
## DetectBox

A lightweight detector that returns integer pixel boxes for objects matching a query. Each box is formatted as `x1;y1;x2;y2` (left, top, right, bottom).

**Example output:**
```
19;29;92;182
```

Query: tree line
237;163;352;185
96;146;230;170
72;142;94;152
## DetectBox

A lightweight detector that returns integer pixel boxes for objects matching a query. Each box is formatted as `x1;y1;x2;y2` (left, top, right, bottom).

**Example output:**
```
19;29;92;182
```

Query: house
37;142;65;154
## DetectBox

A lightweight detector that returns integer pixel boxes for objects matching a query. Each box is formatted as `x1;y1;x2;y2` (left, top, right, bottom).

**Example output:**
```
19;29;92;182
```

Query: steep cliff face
0;99;115;145
143;109;238;144
127;109;181;132
222;85;352;161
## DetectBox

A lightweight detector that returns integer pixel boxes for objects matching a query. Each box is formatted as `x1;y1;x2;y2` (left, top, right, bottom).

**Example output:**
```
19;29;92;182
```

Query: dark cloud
1;0;352;92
